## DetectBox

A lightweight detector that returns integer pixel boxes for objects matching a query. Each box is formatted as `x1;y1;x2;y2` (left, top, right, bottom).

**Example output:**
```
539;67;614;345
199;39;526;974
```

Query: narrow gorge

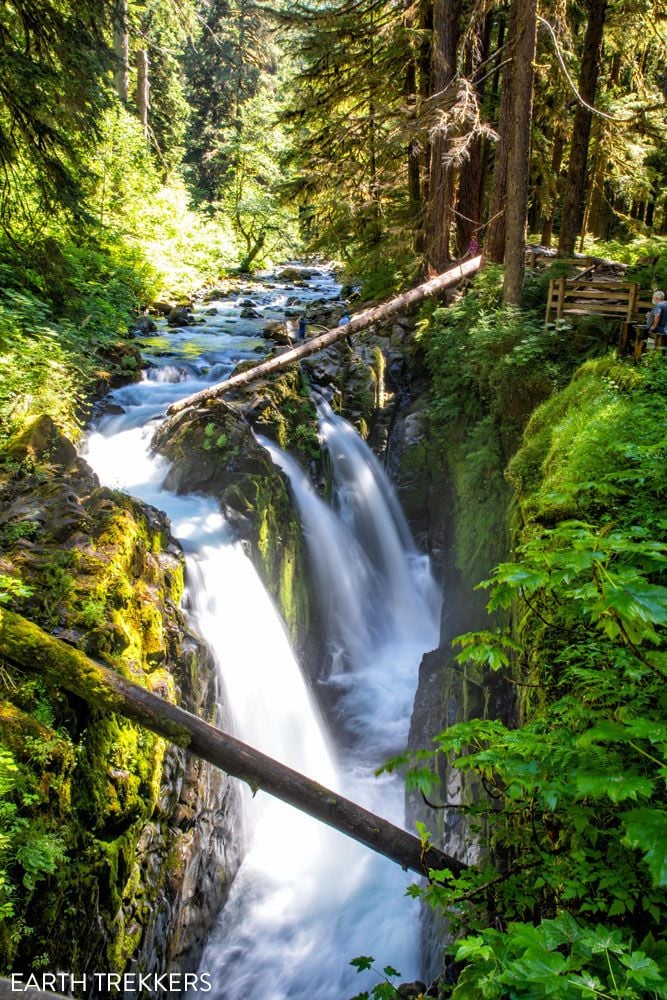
2;2;665;992
1;265;467;996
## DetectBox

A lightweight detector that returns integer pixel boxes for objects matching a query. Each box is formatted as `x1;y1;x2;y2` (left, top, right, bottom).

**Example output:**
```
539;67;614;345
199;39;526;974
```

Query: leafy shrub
0;748;68;920
413;267;597;582
384;351;667;997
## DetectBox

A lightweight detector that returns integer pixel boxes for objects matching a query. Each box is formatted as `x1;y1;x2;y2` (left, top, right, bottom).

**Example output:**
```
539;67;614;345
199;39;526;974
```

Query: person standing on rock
338;312;352;347
298;315;307;340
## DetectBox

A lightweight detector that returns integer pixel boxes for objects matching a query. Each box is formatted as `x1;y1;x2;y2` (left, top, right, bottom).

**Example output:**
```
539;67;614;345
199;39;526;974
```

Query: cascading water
255;439;377;677
259;403;440;758
83;266;441;998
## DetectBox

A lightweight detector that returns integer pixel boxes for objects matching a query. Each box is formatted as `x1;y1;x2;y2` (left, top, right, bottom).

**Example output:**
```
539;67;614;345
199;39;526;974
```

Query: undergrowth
383;352;667;998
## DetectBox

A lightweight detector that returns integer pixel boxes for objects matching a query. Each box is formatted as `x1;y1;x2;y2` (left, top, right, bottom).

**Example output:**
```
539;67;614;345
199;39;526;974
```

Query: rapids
83;265;441;999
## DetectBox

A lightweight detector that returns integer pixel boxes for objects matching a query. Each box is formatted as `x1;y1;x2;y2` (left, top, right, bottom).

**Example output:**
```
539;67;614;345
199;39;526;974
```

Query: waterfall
256;438;377;677
259;403;440;756
316;397;440;642
83;266;439;999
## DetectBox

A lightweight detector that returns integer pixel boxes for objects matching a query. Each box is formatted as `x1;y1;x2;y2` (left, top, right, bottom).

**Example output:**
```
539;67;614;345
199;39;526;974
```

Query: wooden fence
545;278;660;360
545;278;653;323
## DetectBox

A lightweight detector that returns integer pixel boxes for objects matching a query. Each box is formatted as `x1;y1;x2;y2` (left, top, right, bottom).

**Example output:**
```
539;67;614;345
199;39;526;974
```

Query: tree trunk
367;11;381;220
405;60;422;234
485;7;515;263
408;140;422;214
164;256;482;418
540;129;565;246
0;607;467;880
455;141;483;255
239;232;266;273
579;125;603;250
502;0;538;304
557;0;608;255
455;14;492;255
587;149;611;238
136;49;150;137
415;0;433;252
113;0;129;103
424;0;463;271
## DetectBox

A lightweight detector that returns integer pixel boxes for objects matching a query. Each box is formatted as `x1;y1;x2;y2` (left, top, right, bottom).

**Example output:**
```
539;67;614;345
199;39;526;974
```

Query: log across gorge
166;256;483;418
0;607;466;880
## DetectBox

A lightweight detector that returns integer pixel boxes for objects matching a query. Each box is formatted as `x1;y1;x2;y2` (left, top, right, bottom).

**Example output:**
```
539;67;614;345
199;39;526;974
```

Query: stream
84;265;441;999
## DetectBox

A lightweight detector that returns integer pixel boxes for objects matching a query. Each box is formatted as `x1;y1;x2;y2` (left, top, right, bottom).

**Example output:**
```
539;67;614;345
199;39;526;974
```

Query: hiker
297;315;307;340
338;312;352;347
646;290;667;338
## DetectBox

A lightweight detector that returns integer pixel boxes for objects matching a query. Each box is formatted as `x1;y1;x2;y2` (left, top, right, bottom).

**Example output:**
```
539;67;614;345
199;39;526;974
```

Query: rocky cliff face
152;368;317;664
0;415;242;982
379;320;517;984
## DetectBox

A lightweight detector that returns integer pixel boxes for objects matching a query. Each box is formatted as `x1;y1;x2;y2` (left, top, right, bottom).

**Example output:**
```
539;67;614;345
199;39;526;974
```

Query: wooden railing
545;277;663;361
545;278;652;323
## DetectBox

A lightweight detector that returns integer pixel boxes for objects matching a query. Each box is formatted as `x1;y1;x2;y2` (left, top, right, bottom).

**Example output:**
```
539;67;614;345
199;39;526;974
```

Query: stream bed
84;265;441;999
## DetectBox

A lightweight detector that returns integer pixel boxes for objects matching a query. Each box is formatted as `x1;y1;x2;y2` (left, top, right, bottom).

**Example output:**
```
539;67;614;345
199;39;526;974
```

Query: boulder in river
240;306;261;319
167;305;196;327
262;321;291;345
131;316;158;334
277;267;303;282
277;266;315;282
204;285;236;301
151;300;174;316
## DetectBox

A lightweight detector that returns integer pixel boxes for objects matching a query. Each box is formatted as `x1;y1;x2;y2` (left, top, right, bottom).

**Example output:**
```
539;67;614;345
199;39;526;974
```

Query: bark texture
485;10;514;263
540;129;565;246
0;607;468;880
113;0;129;103
137;48;150;137
424;0;463;270
502;0;538;304
557;0;608;254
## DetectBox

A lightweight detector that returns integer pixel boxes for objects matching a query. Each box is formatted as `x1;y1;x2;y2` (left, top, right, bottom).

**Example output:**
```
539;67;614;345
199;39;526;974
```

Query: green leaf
504;946;567;982
455;936;495;962
622;809;667;886
415;821;432;847
350;957;375;973
575;772;654;803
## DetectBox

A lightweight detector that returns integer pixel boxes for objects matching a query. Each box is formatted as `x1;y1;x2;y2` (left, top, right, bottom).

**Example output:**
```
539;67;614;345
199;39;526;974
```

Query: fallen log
166;256;482;417
0;607;466;880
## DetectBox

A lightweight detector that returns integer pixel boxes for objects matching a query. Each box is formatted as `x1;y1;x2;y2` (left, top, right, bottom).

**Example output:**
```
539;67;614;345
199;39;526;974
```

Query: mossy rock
155;399;311;641
153;368;322;642
3;413;78;470
0;422;236;979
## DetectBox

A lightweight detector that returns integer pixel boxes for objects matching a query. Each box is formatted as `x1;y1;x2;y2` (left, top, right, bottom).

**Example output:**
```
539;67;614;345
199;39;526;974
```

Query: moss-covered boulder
0;426;241;983
3;414;78;471
153;373;315;645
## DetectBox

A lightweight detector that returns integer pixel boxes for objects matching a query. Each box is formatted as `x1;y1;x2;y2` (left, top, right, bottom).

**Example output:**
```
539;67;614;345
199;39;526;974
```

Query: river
84;265;440;999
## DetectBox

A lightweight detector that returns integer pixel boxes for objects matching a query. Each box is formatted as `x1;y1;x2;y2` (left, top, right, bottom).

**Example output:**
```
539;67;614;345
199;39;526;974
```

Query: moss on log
0;607;467;880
